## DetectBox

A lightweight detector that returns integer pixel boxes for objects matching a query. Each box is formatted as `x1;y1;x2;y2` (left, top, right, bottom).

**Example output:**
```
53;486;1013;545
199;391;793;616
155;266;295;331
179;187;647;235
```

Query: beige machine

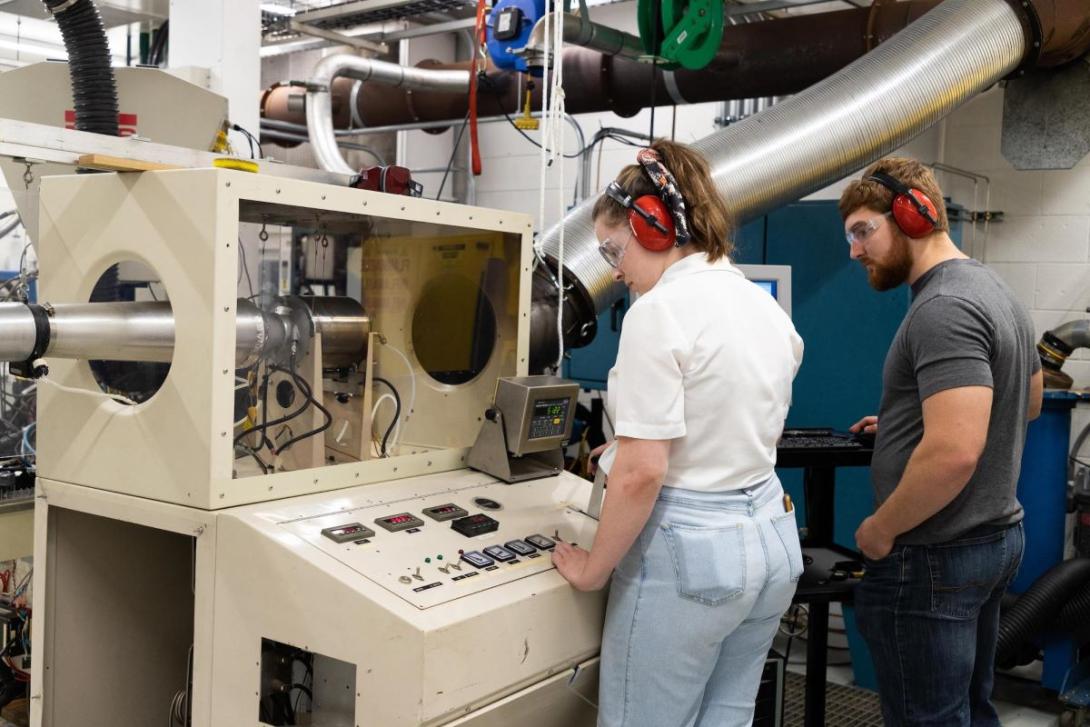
22;169;604;726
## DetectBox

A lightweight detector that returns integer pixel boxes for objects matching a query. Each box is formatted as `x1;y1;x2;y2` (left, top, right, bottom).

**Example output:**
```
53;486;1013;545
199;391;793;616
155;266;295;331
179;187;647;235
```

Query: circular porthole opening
411;273;497;385
85;261;172;404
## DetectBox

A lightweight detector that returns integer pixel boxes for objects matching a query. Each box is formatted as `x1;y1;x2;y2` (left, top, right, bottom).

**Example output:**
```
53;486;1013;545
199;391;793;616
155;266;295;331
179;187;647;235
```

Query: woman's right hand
589;441;612;474
849;416;878;434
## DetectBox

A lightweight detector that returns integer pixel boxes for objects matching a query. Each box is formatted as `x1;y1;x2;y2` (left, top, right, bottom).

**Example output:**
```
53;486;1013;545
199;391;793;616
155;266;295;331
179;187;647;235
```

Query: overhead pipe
521;11;647;65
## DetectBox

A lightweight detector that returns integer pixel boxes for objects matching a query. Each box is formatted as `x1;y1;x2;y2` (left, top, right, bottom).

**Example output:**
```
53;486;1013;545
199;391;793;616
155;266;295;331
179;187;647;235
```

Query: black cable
372;377;401;457
479;73;586;159
290;683;313;703
233;364;309;449
436;112;470;201
273;369;332;456
149;20;169;66
649;0;660;140
231;123;264;160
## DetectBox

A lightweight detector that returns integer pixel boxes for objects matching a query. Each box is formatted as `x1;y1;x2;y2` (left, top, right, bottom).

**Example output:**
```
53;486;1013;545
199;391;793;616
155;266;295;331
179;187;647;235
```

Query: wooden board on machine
75;154;181;173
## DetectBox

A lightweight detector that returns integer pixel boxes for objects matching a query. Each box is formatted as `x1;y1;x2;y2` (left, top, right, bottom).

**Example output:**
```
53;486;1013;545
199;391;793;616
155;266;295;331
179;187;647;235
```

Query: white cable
370;392;401;456
535;9;552;261
551;6;567;371
38;375;139;406
382;342;417;425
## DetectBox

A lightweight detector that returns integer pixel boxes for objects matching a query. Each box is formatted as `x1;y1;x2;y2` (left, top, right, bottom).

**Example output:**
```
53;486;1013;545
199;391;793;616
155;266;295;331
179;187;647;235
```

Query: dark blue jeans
855;522;1024;727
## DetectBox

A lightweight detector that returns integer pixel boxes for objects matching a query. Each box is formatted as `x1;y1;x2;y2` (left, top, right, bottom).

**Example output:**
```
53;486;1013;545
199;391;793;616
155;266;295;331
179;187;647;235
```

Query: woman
552;140;805;727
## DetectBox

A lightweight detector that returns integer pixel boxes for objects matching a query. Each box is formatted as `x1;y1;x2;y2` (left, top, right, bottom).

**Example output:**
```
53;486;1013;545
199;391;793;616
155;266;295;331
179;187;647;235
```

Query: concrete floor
777;636;1061;726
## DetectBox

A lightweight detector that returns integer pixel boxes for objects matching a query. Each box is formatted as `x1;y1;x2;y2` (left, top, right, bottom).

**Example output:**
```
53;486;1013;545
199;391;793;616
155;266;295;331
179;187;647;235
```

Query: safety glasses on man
845;211;893;247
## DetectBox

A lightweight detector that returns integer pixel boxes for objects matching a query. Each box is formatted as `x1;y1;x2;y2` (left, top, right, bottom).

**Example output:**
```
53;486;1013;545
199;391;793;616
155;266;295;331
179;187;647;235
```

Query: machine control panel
422;503;468;522
321;523;377;543
282;473;598;610
528;397;571;440
504;539;537;557
460;550;495;568
451;513;499;537
525;534;556;550
375;512;425;532
483;545;517;562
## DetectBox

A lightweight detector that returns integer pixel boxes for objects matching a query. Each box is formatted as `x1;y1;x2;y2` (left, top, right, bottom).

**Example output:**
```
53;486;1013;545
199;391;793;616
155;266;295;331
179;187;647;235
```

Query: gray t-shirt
871;259;1039;545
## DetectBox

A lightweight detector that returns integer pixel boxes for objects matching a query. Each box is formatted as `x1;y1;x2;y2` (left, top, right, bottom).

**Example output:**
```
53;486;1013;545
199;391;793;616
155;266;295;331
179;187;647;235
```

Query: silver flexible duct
307;54;470;175
538;0;1028;316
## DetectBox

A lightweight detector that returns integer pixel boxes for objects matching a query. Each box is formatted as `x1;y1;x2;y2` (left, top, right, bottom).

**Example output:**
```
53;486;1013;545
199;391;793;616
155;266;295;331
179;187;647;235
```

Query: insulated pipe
531;0;1031;366
305;54;470;175
0;297;369;369
264;2;951;132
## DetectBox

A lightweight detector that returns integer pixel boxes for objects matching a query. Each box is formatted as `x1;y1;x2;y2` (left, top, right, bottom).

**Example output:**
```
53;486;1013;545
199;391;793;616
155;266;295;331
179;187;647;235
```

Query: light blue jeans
598;475;802;727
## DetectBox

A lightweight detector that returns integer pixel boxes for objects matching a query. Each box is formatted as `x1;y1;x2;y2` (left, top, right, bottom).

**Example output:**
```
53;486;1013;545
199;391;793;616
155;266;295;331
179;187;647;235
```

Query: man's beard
865;233;913;291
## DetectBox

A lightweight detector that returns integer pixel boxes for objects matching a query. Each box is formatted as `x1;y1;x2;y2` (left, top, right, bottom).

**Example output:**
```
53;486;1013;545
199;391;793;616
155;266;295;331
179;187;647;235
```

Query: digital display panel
527;397;570;440
423;503;469;522
321;522;376;543
374;512;425;532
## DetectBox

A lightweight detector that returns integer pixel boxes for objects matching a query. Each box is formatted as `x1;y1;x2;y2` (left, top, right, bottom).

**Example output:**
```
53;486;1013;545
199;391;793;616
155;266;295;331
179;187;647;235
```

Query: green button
425;557;431;564
437;554;444;560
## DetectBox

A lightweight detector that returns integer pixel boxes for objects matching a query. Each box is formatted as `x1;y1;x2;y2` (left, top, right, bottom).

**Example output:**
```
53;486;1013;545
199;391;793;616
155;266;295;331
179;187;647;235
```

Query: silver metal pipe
48;302;178;364
0;297;369;369
537;0;1027;317
306;54;470;174
0;304;38;361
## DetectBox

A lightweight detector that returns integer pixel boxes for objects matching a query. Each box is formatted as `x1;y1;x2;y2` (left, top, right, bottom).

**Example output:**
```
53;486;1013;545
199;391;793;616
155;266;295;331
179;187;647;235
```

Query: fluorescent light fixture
260;2;297;16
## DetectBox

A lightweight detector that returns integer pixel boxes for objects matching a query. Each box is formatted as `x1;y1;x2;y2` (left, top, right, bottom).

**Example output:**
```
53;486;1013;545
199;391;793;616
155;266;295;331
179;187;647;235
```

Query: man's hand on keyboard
849;416;878;435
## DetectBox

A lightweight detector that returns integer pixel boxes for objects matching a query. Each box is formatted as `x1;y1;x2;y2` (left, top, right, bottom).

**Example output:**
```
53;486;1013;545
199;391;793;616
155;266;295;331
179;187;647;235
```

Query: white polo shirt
599;252;803;492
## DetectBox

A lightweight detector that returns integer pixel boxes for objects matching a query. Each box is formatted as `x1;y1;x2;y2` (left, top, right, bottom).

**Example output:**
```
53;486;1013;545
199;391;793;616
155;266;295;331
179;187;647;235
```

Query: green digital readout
528;397;570;439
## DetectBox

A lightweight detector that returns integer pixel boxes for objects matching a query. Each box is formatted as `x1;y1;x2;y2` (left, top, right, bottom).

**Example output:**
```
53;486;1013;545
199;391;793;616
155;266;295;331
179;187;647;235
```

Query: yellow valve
513;89;539;131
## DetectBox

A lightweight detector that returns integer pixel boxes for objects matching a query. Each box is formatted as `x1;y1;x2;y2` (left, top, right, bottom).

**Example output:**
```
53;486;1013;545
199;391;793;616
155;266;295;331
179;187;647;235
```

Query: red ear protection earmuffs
605;148;692;252
605;182;676;251
867;171;939;239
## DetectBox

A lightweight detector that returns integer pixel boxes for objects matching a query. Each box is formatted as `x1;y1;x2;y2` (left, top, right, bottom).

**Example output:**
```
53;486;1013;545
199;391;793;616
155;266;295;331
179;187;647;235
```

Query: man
841;157;1043;726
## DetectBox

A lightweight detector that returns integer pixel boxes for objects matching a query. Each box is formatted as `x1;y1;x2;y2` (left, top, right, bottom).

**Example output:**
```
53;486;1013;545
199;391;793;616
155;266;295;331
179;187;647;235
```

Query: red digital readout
435;506;457;513
385;515;413;524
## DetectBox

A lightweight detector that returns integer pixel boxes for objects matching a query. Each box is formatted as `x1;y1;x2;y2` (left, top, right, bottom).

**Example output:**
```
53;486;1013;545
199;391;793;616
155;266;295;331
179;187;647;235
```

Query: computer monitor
737;264;792;318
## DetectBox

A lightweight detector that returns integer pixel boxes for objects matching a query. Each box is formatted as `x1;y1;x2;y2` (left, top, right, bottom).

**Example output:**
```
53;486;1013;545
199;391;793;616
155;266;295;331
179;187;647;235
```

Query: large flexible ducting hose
42;0;119;137
996;558;1090;668
531;0;1028;363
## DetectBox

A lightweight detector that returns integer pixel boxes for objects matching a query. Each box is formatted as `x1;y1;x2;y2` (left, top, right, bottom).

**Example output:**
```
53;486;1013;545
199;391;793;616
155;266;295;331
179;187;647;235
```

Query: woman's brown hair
592;139;733;261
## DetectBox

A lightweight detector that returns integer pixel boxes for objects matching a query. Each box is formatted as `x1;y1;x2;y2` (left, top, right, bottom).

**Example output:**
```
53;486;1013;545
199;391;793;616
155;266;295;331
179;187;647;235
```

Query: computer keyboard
779;429;864;449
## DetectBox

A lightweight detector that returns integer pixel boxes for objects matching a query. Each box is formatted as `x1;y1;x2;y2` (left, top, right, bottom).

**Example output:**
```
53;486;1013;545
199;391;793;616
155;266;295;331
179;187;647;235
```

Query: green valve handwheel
637;0;723;71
